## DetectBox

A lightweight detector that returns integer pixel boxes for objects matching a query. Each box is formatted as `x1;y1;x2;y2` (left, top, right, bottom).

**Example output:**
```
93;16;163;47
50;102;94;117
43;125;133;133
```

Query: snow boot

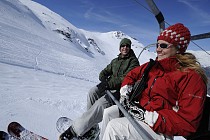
82;125;100;139
59;126;77;140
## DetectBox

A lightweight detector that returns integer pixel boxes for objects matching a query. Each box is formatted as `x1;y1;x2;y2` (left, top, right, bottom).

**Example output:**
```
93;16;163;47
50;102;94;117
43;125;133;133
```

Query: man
59;38;140;140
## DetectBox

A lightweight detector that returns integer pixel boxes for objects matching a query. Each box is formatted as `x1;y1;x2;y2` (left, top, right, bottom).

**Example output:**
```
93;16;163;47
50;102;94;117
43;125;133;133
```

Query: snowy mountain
0;0;209;139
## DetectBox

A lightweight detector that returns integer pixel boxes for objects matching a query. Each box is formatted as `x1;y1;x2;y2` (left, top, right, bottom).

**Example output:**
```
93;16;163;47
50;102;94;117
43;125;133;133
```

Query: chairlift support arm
191;32;210;41
145;0;165;32
106;90;154;140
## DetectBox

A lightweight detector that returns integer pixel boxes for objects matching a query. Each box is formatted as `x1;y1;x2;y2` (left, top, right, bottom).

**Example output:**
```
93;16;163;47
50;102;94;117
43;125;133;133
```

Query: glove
120;85;133;97
97;81;109;91
120;95;128;105
99;76;108;82
120;95;130;110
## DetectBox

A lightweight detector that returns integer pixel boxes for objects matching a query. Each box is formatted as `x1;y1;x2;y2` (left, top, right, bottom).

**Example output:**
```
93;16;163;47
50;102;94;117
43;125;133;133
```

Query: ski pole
106;90;154;140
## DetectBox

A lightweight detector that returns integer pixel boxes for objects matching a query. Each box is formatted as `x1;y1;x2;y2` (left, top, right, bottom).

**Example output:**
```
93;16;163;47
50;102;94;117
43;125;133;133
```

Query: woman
101;23;208;140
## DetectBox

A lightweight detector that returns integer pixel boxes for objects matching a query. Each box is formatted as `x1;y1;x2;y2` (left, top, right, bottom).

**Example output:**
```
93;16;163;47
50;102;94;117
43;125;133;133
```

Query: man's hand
99;76;108;82
97;81;109;91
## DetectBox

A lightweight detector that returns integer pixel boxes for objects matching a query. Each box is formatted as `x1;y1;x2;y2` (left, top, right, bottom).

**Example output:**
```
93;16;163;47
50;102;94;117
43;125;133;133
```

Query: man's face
120;44;130;56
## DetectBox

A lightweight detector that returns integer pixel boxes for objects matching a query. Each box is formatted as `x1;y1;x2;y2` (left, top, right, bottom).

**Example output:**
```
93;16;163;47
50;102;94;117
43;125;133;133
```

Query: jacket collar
156;56;179;73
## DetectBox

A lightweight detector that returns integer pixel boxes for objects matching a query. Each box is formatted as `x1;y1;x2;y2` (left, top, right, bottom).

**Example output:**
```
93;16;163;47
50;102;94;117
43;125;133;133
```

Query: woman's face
156;40;178;61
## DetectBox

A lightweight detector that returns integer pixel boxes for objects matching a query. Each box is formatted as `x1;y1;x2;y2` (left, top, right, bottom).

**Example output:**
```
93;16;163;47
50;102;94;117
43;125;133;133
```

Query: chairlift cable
131;0;165;32
131;0;153;14
191;41;210;55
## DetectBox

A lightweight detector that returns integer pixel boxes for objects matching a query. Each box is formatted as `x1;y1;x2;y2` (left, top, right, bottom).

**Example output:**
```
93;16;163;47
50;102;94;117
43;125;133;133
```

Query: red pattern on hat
157;23;191;53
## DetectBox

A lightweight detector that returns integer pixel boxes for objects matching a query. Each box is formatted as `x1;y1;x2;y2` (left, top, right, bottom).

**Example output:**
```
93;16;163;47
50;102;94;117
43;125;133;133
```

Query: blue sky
32;0;210;51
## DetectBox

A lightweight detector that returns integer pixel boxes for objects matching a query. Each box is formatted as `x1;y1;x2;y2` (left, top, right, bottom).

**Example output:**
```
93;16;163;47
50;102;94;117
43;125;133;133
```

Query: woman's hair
176;52;208;84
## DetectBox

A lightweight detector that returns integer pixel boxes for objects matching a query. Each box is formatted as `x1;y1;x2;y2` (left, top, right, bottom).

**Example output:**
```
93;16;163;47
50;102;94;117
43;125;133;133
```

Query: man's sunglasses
120;44;131;48
156;43;173;49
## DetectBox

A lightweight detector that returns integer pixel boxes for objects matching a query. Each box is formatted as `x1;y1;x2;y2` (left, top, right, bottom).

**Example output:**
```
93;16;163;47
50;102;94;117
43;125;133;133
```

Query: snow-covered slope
0;0;209;139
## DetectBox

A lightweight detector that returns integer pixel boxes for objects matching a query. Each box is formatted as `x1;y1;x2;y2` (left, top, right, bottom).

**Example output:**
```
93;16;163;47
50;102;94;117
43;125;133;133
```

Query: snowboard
7;121;48;140
56;117;73;134
56;117;100;140
0;131;17;140
0;131;9;140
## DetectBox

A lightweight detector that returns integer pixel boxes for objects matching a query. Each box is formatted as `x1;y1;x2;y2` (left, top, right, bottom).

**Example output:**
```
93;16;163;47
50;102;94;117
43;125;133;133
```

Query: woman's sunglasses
156;43;173;49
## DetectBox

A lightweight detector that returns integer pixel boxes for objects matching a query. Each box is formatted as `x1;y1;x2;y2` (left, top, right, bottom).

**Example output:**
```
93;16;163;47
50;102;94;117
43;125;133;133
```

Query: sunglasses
156;43;173;49
120;44;131;48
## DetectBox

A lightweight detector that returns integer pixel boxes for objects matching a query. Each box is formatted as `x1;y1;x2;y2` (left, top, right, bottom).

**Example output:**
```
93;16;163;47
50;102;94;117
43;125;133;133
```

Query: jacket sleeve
120;64;144;95
150;72;207;136
121;65;142;86
99;62;113;81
